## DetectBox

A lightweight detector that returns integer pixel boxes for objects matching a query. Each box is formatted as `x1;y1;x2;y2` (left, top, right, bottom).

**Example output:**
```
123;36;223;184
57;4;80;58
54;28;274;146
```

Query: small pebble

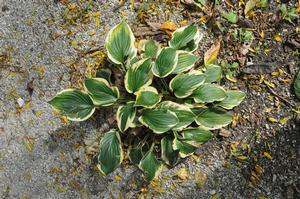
17;98;25;108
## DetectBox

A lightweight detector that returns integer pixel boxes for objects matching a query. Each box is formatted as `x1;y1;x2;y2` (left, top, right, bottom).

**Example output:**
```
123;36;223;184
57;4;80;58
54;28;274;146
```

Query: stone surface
0;1;299;199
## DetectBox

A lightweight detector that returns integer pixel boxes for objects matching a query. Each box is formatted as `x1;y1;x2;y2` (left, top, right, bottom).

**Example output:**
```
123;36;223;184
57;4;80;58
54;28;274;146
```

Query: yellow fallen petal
114;175;122;181
179;20;188;26
255;164;264;175
23;137;34;152
263;152;272;160
268;117;278;123
263;80;275;88
237;156;247;160
88;30;96;36
279;117;289;125
274;34;282;42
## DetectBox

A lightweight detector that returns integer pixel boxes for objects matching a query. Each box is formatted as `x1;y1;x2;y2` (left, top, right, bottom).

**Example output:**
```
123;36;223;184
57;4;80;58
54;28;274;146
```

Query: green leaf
152;47;178;78
139;109;179;134
216;90;245;109
125;58;153;93
161;134;179;166
97;130;123;175
173;137;197;158
192;84;226;103
221;11;238;23
139;148;162;182
159;101;195;131
204;64;222;83
195;107;233;130
117;102;136;132
84;78;119;106
135;87;161;108
48;89;95;121
140;39;160;59
169;71;206;98
182;128;213;143
105;21;137;65
294;70;300;100
128;143;149;165
96;68;112;84
172;51;199;74
169;24;202;52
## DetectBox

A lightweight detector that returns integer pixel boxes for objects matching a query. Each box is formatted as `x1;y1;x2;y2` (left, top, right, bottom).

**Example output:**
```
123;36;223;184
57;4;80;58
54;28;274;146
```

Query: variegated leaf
97;130;123;175
169;24;202;52
215;90;245;109
159;101;195;131
152;47;178;78
105;21;137;65
84;78;119;106
139;109;179;134
192;84;226;103
48;89;95;121
125;58;153;93
135;86;161;108
170;71;206;98
117;102;136;132
195;107;233;130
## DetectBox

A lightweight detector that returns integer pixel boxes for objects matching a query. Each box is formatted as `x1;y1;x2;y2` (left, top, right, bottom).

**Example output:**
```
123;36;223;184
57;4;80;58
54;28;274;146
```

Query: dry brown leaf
145;21;161;31
160;21;177;37
204;38;221;65
195;170;208;190
244;0;258;15
176;168;189;180
23;137;34;152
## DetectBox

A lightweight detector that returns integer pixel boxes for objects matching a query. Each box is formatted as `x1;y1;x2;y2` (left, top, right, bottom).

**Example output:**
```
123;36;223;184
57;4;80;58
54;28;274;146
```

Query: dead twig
266;86;295;107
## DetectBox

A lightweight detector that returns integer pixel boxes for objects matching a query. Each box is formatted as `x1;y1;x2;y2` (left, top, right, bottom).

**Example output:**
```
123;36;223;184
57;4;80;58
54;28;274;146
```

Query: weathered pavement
0;1;299;199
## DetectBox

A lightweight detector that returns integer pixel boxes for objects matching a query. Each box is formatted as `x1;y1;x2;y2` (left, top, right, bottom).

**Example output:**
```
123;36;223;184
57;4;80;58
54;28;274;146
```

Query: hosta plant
48;21;245;182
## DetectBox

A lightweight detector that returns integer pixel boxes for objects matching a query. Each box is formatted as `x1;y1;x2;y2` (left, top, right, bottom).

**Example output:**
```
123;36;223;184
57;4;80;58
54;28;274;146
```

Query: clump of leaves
221;60;239;82
221;11;239;24
48;21;245;182
294;70;300;100
280;4;299;23
233;28;254;43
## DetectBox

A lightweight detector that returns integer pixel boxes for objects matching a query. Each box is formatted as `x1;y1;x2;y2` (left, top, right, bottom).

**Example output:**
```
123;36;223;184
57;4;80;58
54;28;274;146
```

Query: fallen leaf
23;137;34;152
160;21;177;36
263;152;272;160
204;38;221;65
145;21;161;31
195;170;208;190
88;30;96;36
279;117;290;125
211;195;220;199
237;156;247;160
244;0;258;15
225;74;237;82
114;175;122;181
274;34;282;42
219;128;231;137
255;164;264;175
263;80;275;88
267;117;277;123
258;196;268;199
176;168;189;180
179;20;188;26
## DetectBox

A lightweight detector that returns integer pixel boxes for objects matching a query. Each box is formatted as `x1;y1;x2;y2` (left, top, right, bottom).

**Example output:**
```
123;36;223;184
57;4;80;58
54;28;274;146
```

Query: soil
0;0;299;199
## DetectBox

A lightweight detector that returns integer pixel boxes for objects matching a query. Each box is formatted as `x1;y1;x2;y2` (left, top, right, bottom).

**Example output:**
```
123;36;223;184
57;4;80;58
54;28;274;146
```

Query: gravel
0;0;299;198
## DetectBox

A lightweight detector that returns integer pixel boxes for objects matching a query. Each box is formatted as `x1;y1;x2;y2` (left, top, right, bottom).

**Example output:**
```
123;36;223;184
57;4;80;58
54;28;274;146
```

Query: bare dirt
0;0;299;199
